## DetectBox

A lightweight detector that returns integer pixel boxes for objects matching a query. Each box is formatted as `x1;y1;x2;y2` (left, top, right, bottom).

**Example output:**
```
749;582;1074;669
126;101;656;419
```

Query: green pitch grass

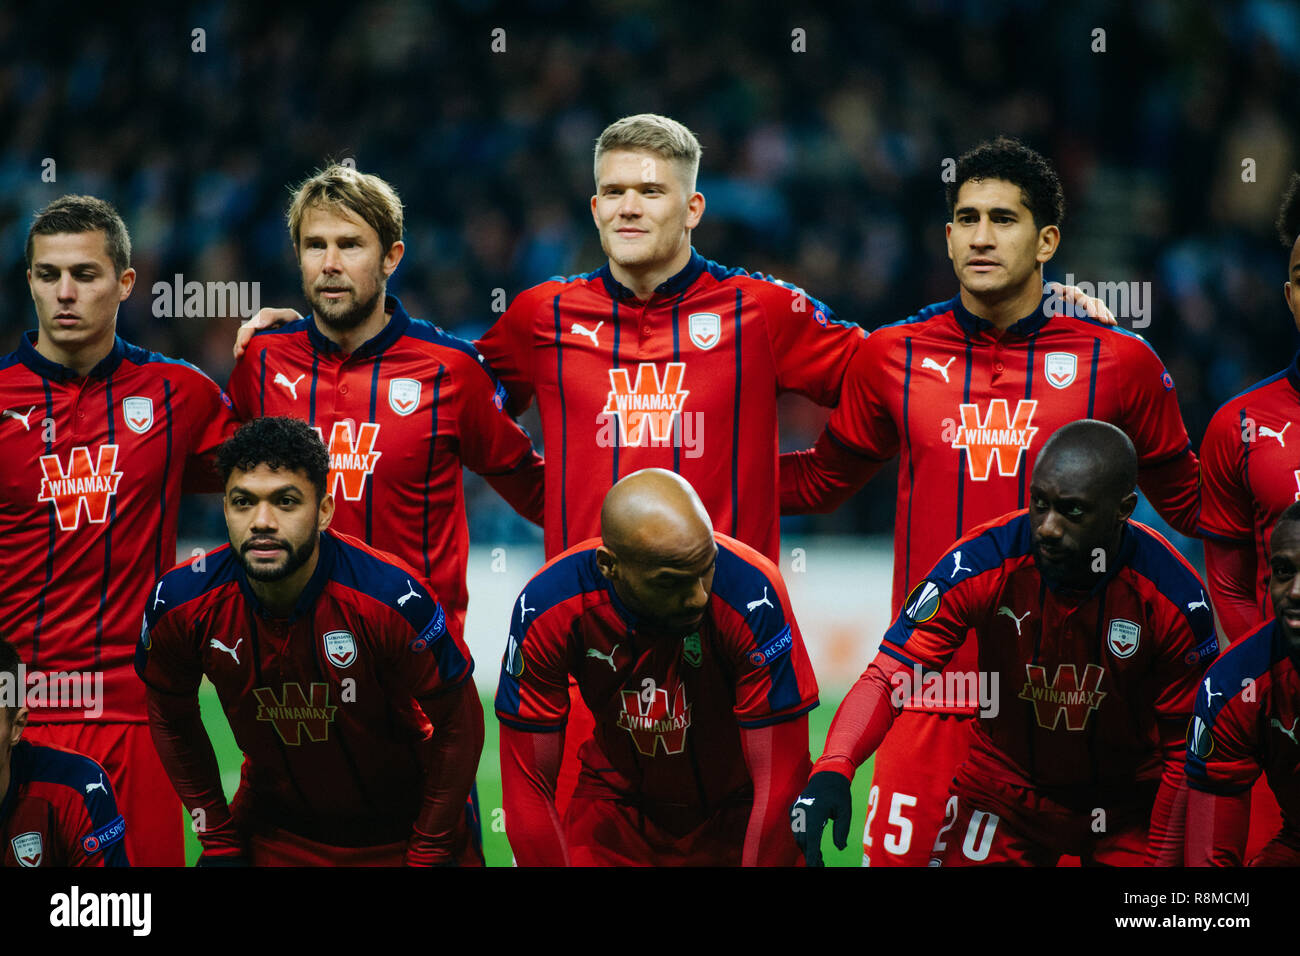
184;681;872;867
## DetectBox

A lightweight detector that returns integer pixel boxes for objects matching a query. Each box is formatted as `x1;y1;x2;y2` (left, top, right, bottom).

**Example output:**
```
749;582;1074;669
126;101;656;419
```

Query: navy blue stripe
553;296;568;549
421;369;444;581
1086;339;1100;417
96;379;116;671
155;382;174;579
33;381;56;667
1241;408;1253;507
308;352;320;427
731;289;742;535
956;338;974;540
1018;337;1037;509
258;349;266;417
901;338;915;591
611;299;620;484
672;295;682;474
365;358;381;544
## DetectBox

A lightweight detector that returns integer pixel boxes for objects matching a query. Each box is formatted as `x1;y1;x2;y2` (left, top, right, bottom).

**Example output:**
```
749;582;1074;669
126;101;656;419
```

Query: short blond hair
594;114;702;192
287;164;404;254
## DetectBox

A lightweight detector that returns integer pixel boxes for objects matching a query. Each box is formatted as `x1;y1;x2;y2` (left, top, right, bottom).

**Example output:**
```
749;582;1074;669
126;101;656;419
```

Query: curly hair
1276;172;1300;249
216;417;329;501
946;136;1065;230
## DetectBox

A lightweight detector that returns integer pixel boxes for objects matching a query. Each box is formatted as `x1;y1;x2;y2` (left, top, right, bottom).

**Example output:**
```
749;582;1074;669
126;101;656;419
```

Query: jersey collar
952;290;1054;338
235;530;338;623
595;247;706;302
17;331;127;382
305;295;411;360
1287;351;1300;395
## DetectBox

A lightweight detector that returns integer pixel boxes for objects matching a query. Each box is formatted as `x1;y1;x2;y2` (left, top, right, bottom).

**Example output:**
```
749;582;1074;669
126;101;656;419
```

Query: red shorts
929;782;1150;866
555;678;595;818
864;710;973;866
24;721;184;867
564;795;754;866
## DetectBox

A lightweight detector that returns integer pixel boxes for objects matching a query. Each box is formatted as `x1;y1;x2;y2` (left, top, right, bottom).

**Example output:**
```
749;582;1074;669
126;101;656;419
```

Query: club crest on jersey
617;684;691;756
1018;663;1106;731
11;832;42;867
1044;353;1077;390
121;396;154;433
388;378;421;416
950;399;1039;481
903;580;941;624
36;445;123;532
682;632;702;668
688;312;721;350
313;421;382;501
603;362;689;445
1106;619;1140;659
253;683;337;745
323;630;357;668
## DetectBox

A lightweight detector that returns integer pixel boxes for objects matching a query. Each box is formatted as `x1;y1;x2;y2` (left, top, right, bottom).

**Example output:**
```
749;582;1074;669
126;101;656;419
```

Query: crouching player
1;639;128;866
497;469;818;865
136;417;483;865
1186;501;1300;865
793;421;1218;865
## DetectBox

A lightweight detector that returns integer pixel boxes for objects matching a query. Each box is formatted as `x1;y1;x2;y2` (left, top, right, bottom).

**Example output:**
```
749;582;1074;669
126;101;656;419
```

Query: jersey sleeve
753;280;863;405
176;364;240;494
375;577;473;698
63;759;129;867
1150;579;1220;723
1197;401;1255;542
134;581;205;697
225;345;261;422
475;286;547;416
822;330;901;461
1186;665;1261;796
494;594;572;732
451;347;542;476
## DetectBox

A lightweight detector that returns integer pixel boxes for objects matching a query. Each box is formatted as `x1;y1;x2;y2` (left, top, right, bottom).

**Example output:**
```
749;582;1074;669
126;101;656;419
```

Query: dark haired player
1193;172;1300;862
1188;501;1300;865
497;468;817;865
1;639;128;867
137;417;483;865
0;195;238;865
782;138;1201;865
794;421;1216;866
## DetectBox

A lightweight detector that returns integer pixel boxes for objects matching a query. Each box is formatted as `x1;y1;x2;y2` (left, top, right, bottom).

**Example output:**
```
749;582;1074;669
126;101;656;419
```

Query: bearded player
137;417;483;865
497;468;817;865
782;138;1201;865
0;196;238;865
794;421;1216;866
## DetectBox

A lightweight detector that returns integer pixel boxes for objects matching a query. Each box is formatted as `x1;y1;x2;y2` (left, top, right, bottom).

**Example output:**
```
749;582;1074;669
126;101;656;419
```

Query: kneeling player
1;639;128;867
137;417;484;865
497;469;818;865
1187;501;1300;866
793;421;1218;866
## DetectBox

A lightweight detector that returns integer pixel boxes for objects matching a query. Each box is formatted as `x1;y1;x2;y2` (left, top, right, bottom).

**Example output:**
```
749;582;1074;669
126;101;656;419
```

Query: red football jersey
790;294;1200;709
495;532;818;812
1;740;128;867
227;296;543;636
136;530;473;846
0;333;237;722
476;249;863;561
1198;358;1300;630
876;511;1217;793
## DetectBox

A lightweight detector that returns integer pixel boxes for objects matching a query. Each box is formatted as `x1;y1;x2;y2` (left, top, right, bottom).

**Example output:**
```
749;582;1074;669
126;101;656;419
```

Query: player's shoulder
242;317;313;353
1123;520;1209;599
860;296;963;351
328;530;427;599
1204;619;1286;711
1211;364;1297;422
709;532;798;633
150;544;240;623
1050;314;1166;361
945;509;1034;572
18;740;112;798
402;317;507;387
518;539;607;619
119;339;224;389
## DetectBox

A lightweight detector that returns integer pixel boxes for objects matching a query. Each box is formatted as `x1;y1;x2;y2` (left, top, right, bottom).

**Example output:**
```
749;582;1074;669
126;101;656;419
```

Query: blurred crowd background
2;0;1297;545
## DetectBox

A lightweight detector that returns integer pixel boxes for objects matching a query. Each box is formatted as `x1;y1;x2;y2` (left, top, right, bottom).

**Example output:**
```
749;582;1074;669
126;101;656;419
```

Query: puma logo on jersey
152;582;165;609
1203;677;1223;706
921;356;956;383
587;644;619;672
84;774;106;795
397;579;421;607
1271;717;1300;745
2;406;35;430
210;637;243;665
37;445;124;532
518;593;535;624
1187;591;1209;613
998;605;1031;635
1261;423;1291;447
313;421;382;502
951;551;971;577
274;372;305;401
603;363;689;445
950;399;1039;481
570;321;603;346
747;587;775;612
794;796;815;807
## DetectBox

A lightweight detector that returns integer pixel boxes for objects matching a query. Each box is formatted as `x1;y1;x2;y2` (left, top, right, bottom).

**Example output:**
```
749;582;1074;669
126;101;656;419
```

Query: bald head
1036;420;1137;503
601;468;713;562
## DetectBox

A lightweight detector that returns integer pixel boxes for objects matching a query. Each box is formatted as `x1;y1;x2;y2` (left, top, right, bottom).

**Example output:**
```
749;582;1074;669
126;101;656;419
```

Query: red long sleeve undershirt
499;724;569;866
779;430;886;515
484;455;545;527
1203;537;1262;644
1185;787;1252;866
1138;450;1202;539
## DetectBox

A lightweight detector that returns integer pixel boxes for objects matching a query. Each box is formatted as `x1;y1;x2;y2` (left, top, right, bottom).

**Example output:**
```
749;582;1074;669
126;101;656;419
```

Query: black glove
195;853;250;867
790;771;852;867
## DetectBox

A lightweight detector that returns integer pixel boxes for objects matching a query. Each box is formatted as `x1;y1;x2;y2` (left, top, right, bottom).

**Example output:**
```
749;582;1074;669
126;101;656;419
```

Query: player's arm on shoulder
233;306;302;360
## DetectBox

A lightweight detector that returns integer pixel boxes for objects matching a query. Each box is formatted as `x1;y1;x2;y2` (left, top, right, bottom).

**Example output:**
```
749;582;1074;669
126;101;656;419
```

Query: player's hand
195;853;250;866
1046;281;1116;326
234;307;302;359
790;770;852;867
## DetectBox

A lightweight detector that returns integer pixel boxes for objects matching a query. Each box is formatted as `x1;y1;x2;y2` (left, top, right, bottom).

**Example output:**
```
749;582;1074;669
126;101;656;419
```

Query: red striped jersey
227;295;543;637
881;510;1217;792
495;532;818;813
812;293;1199;707
0;333;237;722
135;530;472;846
1;740;128;867
1187;619;1300;823
1197;355;1300;628
476;248;863;561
